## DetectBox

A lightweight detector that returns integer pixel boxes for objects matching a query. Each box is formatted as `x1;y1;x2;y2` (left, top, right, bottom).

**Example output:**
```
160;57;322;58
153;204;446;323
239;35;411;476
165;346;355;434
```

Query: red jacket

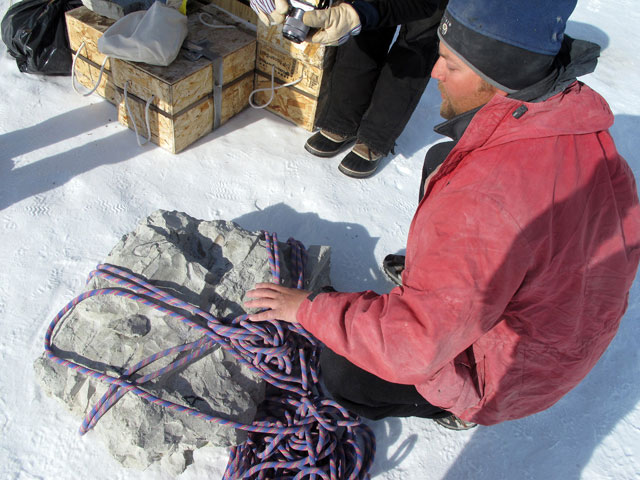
297;82;640;425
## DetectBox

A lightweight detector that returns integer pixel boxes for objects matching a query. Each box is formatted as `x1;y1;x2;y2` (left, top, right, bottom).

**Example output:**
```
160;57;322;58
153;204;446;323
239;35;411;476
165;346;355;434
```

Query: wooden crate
254;22;335;131
203;0;258;25
65;4;257;153
116;72;254;153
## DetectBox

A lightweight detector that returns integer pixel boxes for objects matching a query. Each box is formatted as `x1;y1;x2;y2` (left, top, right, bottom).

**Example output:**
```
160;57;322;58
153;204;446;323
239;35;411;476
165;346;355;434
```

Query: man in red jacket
245;0;640;428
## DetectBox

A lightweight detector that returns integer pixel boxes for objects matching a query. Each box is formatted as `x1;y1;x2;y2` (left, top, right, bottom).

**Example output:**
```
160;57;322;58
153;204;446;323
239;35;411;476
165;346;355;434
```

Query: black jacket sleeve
351;0;444;29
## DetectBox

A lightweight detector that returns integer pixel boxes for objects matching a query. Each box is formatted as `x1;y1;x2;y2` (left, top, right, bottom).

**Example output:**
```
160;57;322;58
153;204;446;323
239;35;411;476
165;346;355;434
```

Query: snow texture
1;0;639;478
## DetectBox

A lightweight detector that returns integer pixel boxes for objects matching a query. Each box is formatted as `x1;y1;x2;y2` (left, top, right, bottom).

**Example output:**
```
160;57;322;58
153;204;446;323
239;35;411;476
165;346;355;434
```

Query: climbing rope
44;232;375;479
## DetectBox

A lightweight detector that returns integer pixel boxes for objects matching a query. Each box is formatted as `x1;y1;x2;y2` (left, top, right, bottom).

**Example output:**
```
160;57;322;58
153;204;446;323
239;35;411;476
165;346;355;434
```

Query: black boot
434;415;478;431
305;130;356;157
382;254;405;286
338;142;384;178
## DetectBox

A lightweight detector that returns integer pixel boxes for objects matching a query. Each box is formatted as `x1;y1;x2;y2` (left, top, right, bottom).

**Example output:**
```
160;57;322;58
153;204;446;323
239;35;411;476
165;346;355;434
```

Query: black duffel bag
1;0;82;75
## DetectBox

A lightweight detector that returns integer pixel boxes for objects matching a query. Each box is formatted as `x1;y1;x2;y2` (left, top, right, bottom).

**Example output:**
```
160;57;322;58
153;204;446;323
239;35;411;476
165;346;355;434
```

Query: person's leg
314;26;397;139
355;14;442;156
320;347;449;420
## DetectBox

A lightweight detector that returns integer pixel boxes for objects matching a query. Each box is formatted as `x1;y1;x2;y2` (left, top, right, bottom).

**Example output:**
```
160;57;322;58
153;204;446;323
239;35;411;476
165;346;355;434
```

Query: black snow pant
316;12;442;156
320;347;450;420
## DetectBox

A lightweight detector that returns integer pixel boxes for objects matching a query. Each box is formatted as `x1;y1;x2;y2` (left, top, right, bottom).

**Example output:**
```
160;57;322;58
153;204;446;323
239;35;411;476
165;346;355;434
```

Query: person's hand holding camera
252;0;290;25
303;2;361;46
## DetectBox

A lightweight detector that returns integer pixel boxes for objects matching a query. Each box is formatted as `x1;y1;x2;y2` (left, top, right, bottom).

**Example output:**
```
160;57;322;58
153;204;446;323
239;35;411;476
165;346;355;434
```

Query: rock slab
34;209;331;474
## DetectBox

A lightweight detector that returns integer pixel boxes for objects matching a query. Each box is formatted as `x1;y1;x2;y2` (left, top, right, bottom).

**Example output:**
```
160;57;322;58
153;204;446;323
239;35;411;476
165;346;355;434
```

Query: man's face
431;42;501;119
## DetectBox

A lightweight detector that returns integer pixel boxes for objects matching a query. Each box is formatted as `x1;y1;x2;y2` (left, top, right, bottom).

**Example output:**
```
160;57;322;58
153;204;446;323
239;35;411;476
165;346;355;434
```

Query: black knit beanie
438;0;578;93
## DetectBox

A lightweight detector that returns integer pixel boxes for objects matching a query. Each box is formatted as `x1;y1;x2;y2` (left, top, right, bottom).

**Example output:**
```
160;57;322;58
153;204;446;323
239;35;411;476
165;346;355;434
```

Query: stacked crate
65;4;256;153
253;22;335;131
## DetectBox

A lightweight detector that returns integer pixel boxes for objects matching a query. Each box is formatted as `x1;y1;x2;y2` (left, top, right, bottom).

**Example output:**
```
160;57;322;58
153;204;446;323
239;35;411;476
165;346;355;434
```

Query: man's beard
438;81;497;120
438;82;457;120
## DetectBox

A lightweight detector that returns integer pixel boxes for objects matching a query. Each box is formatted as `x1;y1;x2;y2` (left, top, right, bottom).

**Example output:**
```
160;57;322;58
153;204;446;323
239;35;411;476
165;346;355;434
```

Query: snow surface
1;0;639;478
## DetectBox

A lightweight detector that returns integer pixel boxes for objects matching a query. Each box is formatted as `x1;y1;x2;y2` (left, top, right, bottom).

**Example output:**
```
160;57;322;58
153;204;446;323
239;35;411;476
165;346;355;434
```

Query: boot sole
304;137;355;158
338;159;381;179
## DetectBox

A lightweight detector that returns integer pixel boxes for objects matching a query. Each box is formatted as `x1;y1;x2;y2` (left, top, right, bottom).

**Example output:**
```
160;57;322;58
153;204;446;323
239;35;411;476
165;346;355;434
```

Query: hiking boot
434;415;478;431
305;130;356;157
338;142;384;178
382;254;405;286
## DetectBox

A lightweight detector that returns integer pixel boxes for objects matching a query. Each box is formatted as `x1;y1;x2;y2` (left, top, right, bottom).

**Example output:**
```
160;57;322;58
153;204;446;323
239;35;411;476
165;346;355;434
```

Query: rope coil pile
44;231;375;479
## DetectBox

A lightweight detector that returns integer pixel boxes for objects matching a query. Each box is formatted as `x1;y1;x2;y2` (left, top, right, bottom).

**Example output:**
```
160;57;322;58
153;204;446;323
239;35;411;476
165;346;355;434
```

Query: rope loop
71;41;110;97
123;80;155;146
249;65;304;109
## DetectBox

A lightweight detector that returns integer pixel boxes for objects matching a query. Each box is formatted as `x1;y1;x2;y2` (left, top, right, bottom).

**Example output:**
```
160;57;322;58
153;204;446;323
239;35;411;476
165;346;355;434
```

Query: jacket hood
511;35;601;102
473;81;614;150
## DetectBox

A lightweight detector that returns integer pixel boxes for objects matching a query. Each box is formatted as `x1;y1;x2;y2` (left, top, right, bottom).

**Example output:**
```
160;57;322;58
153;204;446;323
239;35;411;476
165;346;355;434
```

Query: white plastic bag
97;1;188;66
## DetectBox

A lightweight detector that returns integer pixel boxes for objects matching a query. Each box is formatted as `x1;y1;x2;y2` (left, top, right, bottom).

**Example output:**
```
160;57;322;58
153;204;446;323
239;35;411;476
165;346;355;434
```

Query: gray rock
34;210;331;474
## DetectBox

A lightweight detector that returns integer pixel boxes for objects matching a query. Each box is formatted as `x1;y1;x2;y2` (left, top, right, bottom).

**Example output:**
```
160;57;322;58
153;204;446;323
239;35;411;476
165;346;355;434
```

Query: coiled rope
44;232;375;479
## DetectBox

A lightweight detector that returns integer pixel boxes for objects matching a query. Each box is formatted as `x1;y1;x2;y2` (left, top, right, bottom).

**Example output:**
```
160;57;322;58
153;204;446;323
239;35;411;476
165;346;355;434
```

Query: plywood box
254;22;335;131
204;0;258;25
112;7;255;152
116;72;254;153
253;42;334;131
112;5;256;114
257;22;335;69
253;71;328;132
65;4;257;153
256;42;331;98
253;41;332;131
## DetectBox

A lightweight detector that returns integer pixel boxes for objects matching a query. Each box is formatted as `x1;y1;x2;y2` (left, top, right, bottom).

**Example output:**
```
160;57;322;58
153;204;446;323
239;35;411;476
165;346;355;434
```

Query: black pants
320;348;449;420
316;13;442;155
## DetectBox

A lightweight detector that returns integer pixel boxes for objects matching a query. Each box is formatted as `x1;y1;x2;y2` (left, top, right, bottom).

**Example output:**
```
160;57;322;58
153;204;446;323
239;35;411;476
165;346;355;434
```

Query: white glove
251;0;290;25
303;2;362;46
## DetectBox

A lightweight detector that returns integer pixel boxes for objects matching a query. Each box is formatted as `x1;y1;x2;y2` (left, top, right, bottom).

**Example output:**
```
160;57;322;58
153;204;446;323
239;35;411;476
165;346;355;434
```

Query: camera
282;0;316;43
